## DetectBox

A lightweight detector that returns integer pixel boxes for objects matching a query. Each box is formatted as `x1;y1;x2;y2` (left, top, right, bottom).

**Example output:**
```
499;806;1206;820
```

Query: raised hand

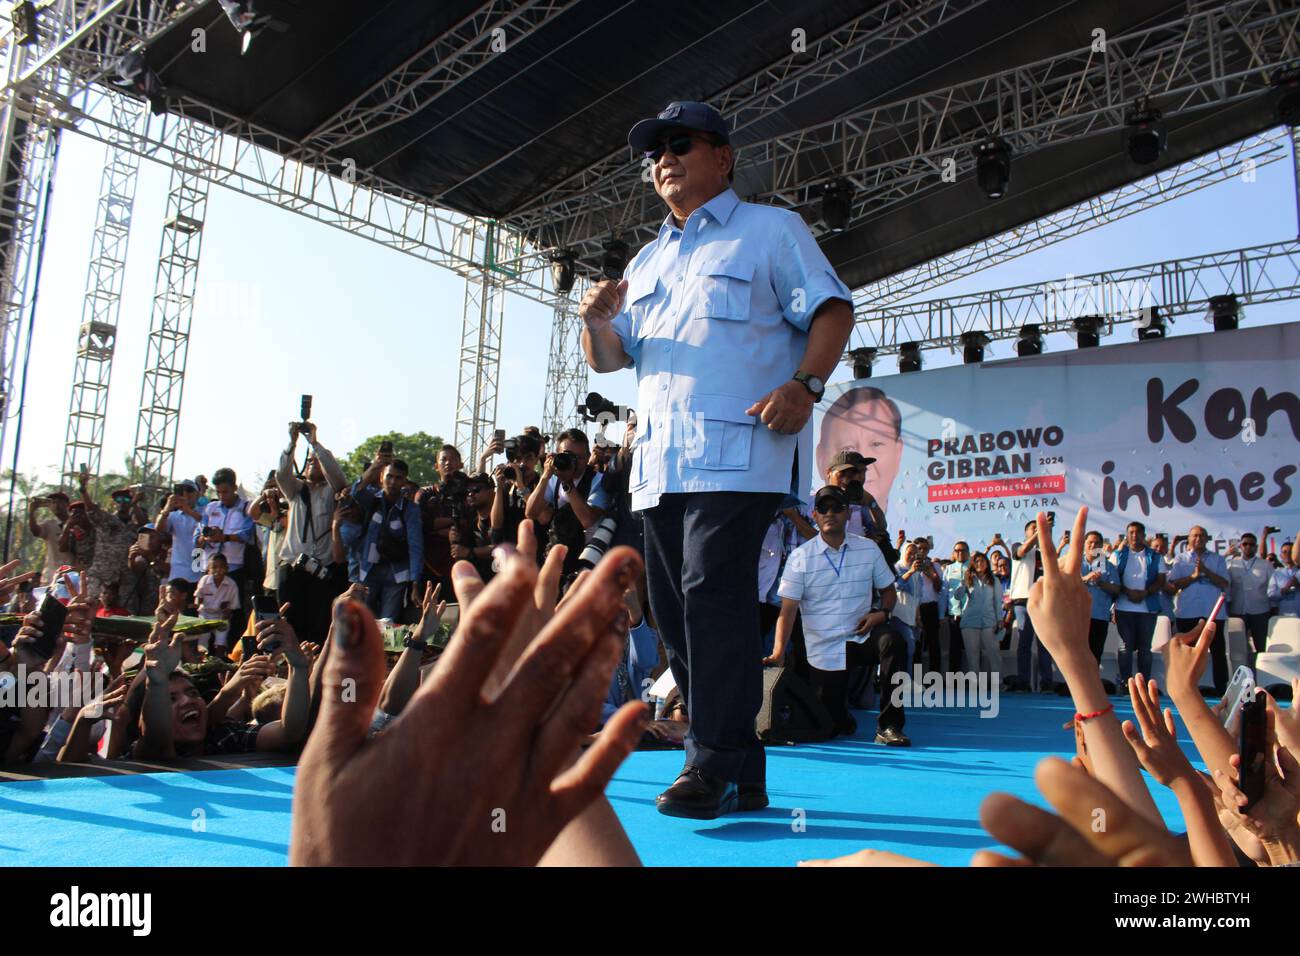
1024;506;1091;666
1120;675;1195;788
1161;617;1217;698
578;278;627;328
0;559;38;607
1211;721;1300;865
142;610;183;681
415;582;448;644
972;758;1191;867
1264;678;1300;757
290;542;647;866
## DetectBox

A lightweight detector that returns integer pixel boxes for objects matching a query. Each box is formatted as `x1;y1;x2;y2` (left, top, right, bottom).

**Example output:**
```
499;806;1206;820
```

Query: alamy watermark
889;666;1000;718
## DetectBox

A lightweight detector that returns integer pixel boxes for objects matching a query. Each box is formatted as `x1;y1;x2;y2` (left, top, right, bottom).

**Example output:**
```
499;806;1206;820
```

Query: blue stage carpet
0;695;1197;867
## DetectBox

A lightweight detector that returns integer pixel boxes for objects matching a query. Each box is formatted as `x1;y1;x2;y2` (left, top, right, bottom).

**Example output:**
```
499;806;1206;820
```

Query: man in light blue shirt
1168;525;1230;693
581;101;854;819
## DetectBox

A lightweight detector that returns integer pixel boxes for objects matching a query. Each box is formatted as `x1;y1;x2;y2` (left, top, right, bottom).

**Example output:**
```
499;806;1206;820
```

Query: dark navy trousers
641;491;782;785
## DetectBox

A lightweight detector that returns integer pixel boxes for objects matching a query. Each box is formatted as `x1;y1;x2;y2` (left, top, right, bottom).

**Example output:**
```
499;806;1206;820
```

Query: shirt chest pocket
693;256;756;320
683;393;755;470
625;273;662;341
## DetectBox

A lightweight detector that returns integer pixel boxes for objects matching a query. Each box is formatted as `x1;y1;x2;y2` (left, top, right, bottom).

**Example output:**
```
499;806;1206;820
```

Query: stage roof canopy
134;0;1288;289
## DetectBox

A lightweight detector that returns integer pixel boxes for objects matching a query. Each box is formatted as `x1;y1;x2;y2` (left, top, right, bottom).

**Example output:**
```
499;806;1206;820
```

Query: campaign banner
812;321;1300;554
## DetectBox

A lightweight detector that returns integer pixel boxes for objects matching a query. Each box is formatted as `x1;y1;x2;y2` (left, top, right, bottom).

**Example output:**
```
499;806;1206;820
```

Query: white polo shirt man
778;532;896;670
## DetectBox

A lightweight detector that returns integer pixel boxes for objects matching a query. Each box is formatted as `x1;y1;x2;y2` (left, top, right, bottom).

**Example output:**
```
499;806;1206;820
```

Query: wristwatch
403;636;428;652
792;371;825;401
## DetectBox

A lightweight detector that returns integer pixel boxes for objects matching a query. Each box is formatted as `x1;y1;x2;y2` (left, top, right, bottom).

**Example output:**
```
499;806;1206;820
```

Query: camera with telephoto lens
292;553;330;581
299;394;312;430
578;517;619;569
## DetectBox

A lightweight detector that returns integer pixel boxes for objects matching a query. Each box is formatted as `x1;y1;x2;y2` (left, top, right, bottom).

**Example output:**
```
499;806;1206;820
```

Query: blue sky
10;123;1298;490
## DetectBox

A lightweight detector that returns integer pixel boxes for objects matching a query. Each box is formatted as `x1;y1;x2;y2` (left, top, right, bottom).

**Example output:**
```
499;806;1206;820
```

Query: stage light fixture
217;0;281;54
899;341;923;373
1016;324;1043;357
11;2;37;46
600;238;629;280
974;137;1010;199
1207;294;1241;332
549;249;576;294
1071;315;1104;349
114;51;167;115
820;179;853;233
1136;305;1166;341
1125;99;1166;165
960;331;991;364
847;347;876;380
1273;66;1300;126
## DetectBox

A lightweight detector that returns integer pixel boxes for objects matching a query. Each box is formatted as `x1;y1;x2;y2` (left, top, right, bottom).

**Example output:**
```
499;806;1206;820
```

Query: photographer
455;473;498;581
275;421;348;643
156;479;203;585
898;536;943;677
489;431;539;526
331;487;364;584
247;473;288;602
526;428;609;583
415;445;468;594
27;491;74;585
75;470;134;601
353;457;423;622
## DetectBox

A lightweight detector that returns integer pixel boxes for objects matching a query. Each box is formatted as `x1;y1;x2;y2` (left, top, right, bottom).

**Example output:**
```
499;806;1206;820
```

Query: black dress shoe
737;782;768;811
874;727;912;747
655;767;739;820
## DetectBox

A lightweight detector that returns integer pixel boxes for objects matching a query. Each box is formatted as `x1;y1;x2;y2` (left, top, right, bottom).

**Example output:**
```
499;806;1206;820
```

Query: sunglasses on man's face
645;132;714;163
814;499;846;514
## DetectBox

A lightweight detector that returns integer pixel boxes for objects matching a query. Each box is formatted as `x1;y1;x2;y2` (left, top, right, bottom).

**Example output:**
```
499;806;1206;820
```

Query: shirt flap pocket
693;257;755;320
626;272;659;304
689;392;756;423
694;256;756;281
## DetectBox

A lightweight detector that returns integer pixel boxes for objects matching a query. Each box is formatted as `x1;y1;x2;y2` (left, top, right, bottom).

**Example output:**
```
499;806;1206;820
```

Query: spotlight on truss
847;347;876;380
11;1;37;46
1207;294;1241;332
974;137;1011;199
114;51;167;115
217;1;285;54
1125;99;1166;165
600;239;629;280
820;180;853;233
960;331;991;364
1016;324;1043;357
549;250;576;294
1135;305;1166;341
899;341;923;373
1070;315;1104;349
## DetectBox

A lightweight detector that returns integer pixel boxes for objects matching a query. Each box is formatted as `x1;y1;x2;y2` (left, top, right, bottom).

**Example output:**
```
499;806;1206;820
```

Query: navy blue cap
628;101;730;152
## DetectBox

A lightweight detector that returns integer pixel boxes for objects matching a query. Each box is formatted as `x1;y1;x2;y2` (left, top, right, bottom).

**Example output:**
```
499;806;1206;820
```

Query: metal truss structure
0;39;64;482
130;116;218;489
297;0;580;156
518;0;1300;263
855;125;1293;310
511;0;994;251
60;92;144;486
452;219;511;466
856;239;1300;357
543;294;587;441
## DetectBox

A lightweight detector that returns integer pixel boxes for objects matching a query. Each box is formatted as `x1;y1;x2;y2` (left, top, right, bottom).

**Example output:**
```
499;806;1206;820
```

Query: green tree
343;432;445;488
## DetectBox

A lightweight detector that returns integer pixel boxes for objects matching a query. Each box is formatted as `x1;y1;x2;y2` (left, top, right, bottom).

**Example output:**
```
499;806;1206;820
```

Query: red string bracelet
1074;704;1114;723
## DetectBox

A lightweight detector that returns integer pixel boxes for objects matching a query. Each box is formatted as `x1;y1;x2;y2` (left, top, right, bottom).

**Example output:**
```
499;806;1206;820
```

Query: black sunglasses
644;132;715;163
814;498;846;514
